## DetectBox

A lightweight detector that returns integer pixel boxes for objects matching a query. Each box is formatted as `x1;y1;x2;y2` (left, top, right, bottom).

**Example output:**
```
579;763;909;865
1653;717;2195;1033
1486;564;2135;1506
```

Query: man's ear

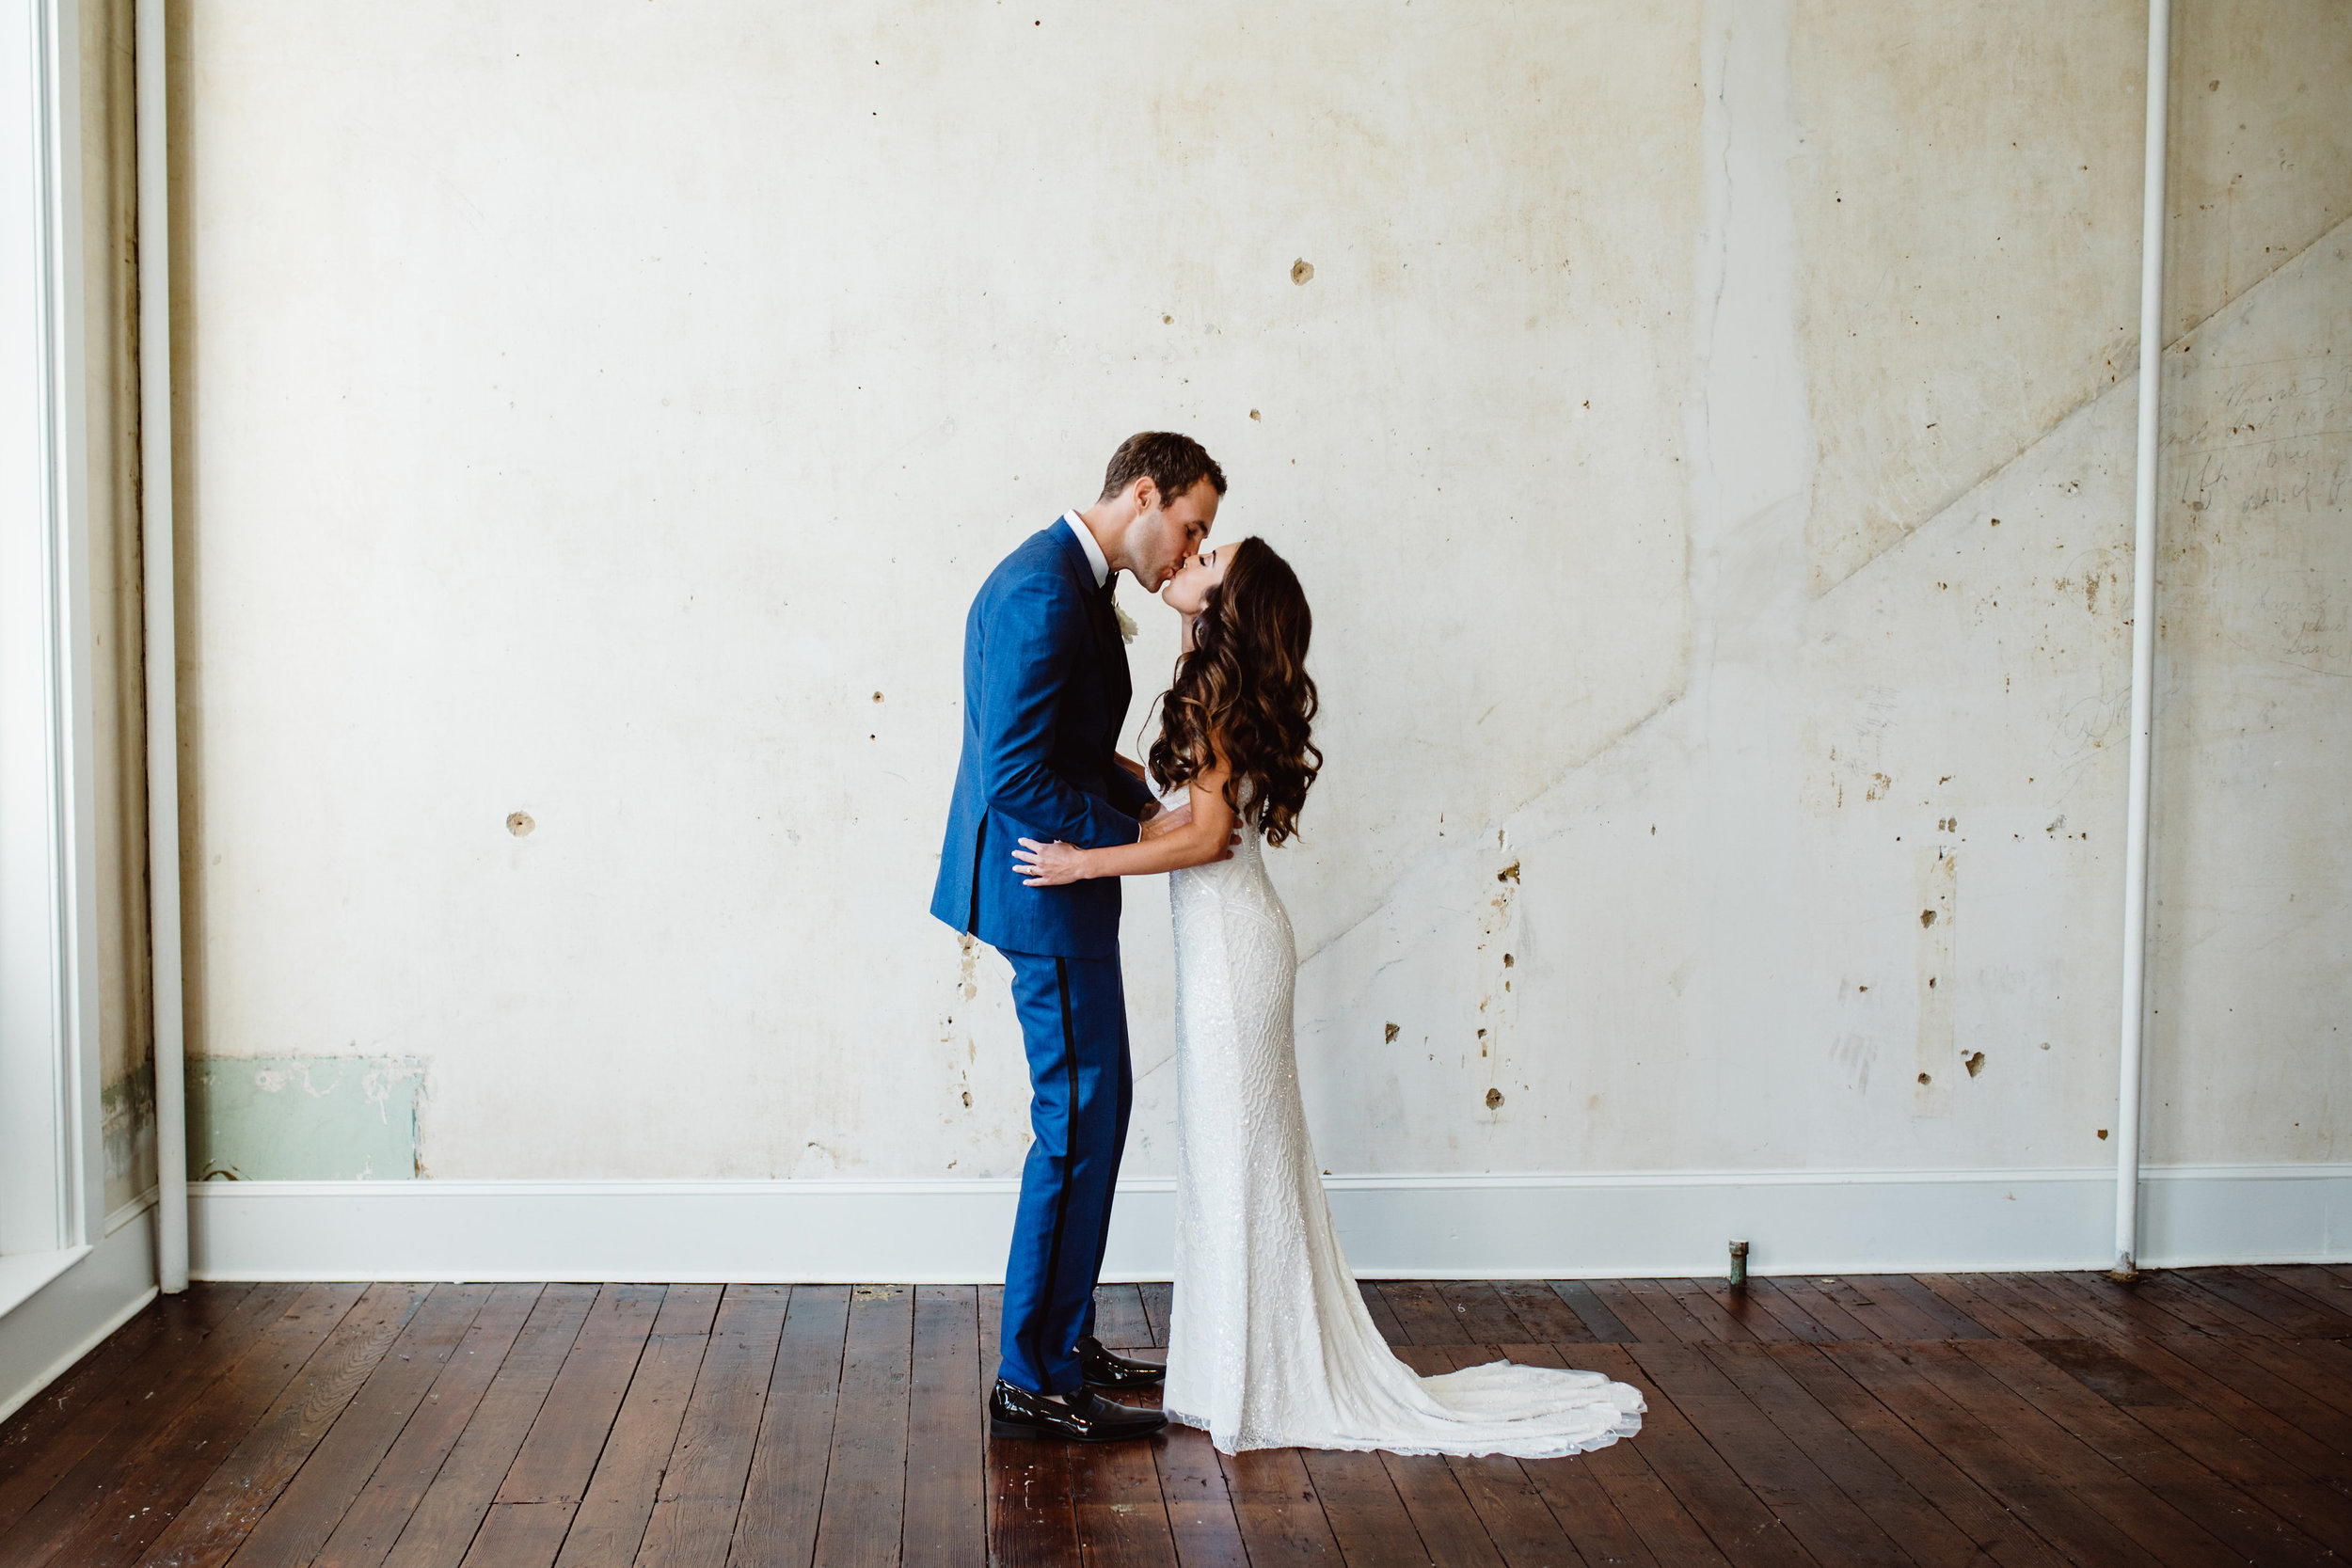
1129;475;1160;515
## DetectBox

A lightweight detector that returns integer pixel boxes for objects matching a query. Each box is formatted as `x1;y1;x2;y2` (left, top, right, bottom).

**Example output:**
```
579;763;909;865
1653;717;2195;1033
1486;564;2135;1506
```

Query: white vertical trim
134;0;184;1293
40;0;101;1253
2114;0;2172;1279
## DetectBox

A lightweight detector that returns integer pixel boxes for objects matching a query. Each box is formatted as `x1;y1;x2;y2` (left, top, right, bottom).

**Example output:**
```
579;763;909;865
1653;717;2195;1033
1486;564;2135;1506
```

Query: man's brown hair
1099;432;1227;507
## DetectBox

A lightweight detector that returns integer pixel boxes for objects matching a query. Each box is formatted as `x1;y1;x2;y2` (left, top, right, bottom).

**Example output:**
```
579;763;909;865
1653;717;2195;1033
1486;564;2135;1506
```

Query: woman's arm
1014;756;1238;884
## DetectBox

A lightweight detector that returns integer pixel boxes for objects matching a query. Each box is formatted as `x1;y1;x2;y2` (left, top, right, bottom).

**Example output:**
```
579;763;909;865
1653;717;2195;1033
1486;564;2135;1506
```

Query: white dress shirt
1062;510;1109;589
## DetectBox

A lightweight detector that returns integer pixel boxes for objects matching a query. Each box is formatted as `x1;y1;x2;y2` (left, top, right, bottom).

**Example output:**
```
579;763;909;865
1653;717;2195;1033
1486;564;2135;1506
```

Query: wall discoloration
190;1055;425;1180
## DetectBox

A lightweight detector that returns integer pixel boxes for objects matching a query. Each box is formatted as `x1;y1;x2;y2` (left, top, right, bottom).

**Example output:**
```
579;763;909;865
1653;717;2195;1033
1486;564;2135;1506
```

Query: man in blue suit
932;432;1225;1441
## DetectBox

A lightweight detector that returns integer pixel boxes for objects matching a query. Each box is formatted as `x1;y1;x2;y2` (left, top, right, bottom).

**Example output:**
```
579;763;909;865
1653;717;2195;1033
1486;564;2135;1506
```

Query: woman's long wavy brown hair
1148;537;1322;845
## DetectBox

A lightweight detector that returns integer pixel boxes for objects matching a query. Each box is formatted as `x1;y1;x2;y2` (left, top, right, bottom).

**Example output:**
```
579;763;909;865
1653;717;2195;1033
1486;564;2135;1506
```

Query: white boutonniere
1111;593;1137;643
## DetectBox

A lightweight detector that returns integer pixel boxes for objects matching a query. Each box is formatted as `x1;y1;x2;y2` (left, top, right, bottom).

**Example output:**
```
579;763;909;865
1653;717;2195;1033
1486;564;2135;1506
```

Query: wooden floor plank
1089;1286;1154;1351
1152;1421;1248;1568
1961;1337;2337;1565
219;1282;495;1568
1295;1448;1427;1568
2156;1334;2352;1459
649;1289;723;1342
2042;1274;2205;1337
1683;1281;1802;1344
1759;1342;2067;1568
899;1286;981;1568
633;1285;789;1568
1487;1282;1595;1345
2103;1336;2352;1481
1627;1340;1908;1565
1137;1285;1173;1351
1909;1275;2038;1339
1452;1357;1663;1568
1620;1281;1720;1344
2222;1337;2352;1421
1993;1275;2132;1338
1818;1340;2163;1566
1379;1450;1507;1568
1894;1338;2244;1567
0;1281;326;1567
1877;1276;1996;1340
1571;1343;1813;1566
2026;1337;2352;1558
1804;1276;1939;1342
0;1287;184;1487
1577;1283;1677;1345
1358;1282;1412;1347
1379;1282;1476;1345
1449;1454;1601;1568
1432;1282;1533;1346
988;1427;1076;1567
980;1282;1077;1568
464;1283;666;1568
1658;1281;1762;1344
310;1283;547;1568
1727;1281;1839;1345
550;1299;713;1568
128;1281;429;1568
1215;1447;1345;1567
729;1285;849;1568
375;1284;599;1568
1544;1282;1639;1344
2130;1273;2281;1338
1698;1341;2000;1568
1068;1431;1180;1568
2257;1263;2352;1325
0;1282;275;1538
2191;1268;2352;1338
811;1284;914;1568
1756;1278;1869;1342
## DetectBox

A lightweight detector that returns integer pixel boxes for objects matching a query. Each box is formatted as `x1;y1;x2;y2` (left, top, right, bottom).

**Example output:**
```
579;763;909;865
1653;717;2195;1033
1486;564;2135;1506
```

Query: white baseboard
0;1203;160;1426
183;1164;2352;1284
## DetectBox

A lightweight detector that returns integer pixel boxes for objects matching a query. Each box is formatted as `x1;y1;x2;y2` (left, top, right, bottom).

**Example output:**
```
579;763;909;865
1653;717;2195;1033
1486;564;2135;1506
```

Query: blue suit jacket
930;520;1158;958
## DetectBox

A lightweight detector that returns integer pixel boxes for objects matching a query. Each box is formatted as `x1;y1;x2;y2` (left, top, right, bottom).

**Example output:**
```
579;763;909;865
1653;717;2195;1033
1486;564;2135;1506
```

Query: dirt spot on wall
1963;1051;1985;1077
506;812;534;837
1385;1022;1400;1043
1496;861;1520;883
1485;1088;1504;1109
1291;259;1314;285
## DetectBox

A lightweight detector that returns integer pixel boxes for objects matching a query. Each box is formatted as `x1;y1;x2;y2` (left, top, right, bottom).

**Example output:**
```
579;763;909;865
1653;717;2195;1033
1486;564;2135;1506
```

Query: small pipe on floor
1727;1240;1749;1292
136;0;187;1293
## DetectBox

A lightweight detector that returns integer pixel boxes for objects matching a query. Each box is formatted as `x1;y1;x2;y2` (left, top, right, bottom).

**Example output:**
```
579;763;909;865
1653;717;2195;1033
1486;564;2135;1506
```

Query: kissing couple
930;432;1645;1456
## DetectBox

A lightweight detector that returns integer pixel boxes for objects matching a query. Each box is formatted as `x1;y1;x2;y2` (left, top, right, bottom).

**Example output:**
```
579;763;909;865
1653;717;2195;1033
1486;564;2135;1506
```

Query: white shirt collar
1062;510;1109;590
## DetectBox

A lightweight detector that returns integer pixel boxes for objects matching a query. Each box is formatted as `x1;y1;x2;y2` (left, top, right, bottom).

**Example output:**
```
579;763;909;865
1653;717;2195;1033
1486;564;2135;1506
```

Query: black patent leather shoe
1076;1335;1166;1390
989;1379;1167;1442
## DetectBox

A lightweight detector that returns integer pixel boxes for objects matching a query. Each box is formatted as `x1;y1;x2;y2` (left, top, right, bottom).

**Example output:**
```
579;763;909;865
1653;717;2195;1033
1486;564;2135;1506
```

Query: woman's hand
1013;838;1090;887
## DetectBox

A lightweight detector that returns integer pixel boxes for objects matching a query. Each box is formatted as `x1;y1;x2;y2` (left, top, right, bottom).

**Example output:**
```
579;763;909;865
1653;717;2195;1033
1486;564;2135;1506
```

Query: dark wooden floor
5;1270;2352;1566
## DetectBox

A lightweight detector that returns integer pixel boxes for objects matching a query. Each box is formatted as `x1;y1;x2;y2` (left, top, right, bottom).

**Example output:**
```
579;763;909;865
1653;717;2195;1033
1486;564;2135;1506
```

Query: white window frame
0;0;103;1317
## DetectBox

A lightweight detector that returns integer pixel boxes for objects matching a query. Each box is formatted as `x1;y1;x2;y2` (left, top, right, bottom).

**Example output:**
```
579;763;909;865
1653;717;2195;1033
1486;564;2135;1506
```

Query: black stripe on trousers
1021;957;1081;1389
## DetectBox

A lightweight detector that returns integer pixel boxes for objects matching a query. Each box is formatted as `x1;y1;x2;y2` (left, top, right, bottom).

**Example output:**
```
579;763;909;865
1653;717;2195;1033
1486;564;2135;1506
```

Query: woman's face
1160;544;1230;615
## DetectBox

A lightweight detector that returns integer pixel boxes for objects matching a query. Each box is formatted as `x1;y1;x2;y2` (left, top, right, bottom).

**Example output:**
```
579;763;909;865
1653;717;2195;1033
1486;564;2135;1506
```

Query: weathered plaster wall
166;1;2348;1184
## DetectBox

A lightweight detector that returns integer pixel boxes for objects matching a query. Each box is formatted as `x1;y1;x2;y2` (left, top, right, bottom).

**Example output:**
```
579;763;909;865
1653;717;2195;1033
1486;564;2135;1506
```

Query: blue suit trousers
997;945;1133;1395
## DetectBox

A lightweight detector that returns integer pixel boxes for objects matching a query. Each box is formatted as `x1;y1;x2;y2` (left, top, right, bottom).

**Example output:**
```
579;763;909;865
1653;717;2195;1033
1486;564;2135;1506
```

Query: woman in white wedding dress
1014;537;1643;1458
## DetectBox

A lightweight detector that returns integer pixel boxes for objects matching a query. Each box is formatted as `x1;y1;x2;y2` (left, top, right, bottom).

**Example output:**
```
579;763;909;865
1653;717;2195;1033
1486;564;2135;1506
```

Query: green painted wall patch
189;1055;424;1180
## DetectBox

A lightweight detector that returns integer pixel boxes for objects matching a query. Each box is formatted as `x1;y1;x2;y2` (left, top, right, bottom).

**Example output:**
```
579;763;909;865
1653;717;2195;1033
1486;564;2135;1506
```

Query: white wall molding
0;1201;157;1425
185;1165;2352;1284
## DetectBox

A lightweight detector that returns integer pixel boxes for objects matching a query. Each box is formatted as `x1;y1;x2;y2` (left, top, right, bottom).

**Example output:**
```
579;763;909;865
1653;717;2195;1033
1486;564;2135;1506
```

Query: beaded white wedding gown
1160;789;1646;1456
